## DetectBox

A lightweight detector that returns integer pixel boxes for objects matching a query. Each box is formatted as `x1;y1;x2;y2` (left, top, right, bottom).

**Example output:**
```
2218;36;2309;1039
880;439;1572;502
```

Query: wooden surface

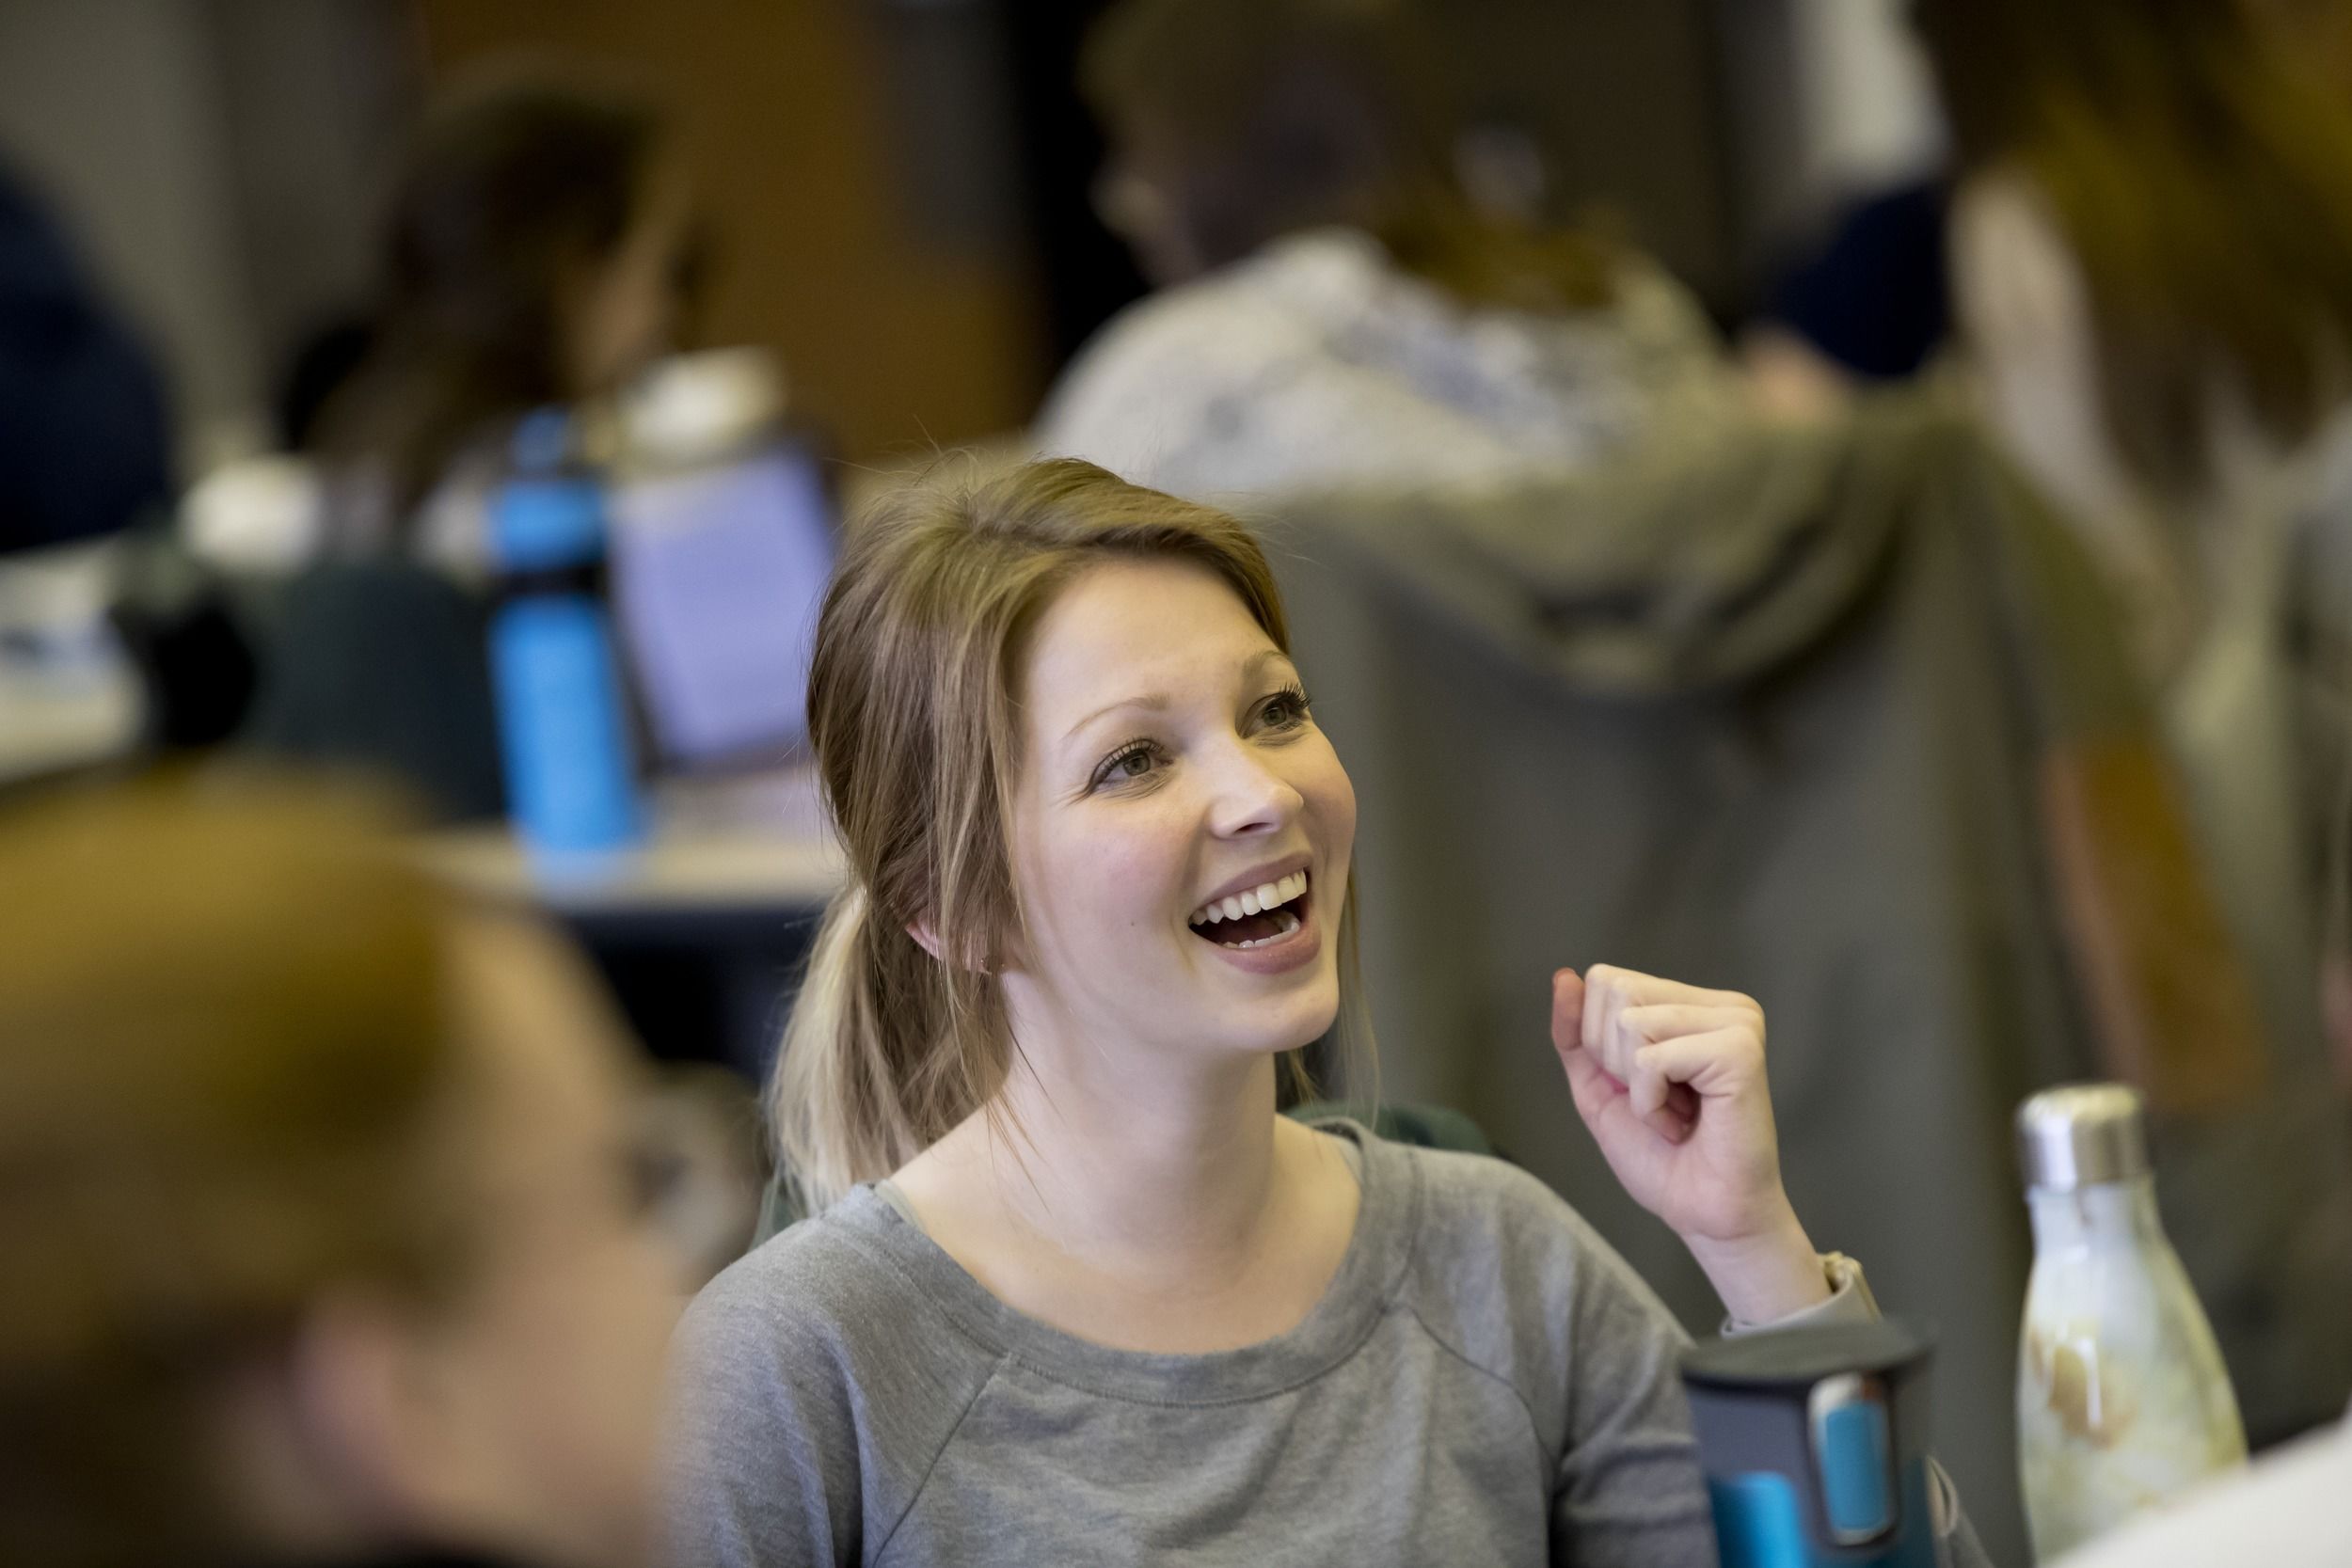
417;768;844;915
419;822;843;915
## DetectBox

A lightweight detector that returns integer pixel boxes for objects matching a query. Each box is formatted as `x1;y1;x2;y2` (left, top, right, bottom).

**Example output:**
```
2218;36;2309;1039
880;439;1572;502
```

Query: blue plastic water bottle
487;410;645;857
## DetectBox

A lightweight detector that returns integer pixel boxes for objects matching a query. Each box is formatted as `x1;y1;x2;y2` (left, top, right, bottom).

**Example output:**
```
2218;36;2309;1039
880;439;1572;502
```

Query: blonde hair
772;459;1366;1209
0;778;478;1567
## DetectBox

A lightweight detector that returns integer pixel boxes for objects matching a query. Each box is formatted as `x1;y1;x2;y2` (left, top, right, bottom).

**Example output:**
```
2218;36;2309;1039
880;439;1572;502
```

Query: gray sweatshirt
662;1125;1984;1566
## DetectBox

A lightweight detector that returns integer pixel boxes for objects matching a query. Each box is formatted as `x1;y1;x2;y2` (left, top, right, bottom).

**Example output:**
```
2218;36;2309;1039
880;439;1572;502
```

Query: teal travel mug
1681;1320;1940;1568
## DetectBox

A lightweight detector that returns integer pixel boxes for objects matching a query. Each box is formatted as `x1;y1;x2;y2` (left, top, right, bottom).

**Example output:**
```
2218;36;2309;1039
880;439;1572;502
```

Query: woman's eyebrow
1240;649;1290;681
1062;692;1168;744
1057;650;1293;745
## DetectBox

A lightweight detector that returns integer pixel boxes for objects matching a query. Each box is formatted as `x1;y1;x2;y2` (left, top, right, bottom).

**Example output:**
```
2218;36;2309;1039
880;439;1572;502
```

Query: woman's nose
1203;742;1304;838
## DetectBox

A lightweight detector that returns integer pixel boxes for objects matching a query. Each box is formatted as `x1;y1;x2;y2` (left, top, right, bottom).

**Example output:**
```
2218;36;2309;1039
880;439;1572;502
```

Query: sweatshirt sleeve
660;1260;866;1568
1542;1202;1719;1566
660;1218;1009;1568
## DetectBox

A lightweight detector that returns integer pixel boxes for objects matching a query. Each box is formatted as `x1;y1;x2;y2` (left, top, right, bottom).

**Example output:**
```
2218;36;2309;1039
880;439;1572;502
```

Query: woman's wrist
1680;1198;1833;1326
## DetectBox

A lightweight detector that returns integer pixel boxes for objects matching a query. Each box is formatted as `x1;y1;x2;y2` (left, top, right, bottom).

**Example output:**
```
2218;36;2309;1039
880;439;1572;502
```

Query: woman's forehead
1022;559;1283;715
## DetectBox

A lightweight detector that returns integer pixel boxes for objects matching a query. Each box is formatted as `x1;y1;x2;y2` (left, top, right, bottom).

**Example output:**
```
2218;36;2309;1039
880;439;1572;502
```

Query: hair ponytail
768;885;878;1211
768;879;1009;1212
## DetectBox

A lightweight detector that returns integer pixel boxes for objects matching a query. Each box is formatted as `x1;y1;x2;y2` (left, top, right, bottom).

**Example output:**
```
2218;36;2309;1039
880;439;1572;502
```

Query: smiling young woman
664;460;1991;1566
763;460;1367;1210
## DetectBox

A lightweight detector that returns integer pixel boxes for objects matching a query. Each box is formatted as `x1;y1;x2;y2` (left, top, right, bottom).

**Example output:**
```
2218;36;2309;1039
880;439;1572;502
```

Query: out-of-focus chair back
242;560;504;822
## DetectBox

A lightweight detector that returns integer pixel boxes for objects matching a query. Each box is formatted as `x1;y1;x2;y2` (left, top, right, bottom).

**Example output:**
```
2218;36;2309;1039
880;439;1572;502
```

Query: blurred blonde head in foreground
0;781;678;1568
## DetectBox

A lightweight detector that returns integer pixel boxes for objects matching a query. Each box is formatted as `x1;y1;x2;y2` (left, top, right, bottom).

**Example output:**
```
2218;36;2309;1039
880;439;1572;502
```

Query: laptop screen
608;440;835;770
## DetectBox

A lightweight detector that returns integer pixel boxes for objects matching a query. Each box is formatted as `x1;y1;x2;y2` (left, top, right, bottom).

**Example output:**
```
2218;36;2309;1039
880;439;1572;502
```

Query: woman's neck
894;1024;1359;1352
982;1043;1286;1279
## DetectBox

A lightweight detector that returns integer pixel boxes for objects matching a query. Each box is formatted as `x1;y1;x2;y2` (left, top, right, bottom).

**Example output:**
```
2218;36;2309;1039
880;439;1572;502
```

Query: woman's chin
1215;989;1341;1061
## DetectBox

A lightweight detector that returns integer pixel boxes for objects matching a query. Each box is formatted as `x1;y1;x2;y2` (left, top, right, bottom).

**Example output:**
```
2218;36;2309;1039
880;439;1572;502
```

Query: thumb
1550;969;1587;1059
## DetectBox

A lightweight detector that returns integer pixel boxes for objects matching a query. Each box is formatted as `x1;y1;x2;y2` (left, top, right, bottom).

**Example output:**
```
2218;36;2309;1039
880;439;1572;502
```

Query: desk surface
418;769;845;916
0;668;141;784
0;546;143;784
419;825;844;915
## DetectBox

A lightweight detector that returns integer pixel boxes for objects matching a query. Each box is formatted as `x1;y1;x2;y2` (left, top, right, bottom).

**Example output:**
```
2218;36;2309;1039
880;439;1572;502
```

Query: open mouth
1186;870;1311;950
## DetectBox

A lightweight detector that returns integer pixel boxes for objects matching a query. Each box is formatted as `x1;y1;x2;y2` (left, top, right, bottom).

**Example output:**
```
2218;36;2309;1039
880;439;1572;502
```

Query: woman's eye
1261;688;1312;729
1093;742;1162;789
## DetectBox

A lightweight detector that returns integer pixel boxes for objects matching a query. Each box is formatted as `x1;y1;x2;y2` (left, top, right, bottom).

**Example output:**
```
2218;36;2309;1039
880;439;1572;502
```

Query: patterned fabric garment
1034;228;1731;507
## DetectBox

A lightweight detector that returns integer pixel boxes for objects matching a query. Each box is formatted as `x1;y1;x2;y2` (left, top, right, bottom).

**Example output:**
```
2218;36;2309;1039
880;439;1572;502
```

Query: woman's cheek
1066;817;1183;934
1311;741;1359;848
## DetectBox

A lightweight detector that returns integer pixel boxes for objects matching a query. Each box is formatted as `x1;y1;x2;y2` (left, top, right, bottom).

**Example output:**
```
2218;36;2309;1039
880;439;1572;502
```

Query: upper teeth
1189;871;1308;927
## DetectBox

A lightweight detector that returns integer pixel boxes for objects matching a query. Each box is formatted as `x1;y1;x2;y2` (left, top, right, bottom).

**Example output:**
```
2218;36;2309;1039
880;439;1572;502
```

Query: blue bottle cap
492;478;603;573
511;406;574;471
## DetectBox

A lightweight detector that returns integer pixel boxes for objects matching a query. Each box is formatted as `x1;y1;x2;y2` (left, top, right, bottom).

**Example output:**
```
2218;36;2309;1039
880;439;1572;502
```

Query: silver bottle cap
2016;1084;2150;1191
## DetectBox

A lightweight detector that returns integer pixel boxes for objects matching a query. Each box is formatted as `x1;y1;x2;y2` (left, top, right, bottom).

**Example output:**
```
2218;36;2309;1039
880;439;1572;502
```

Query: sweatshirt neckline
832;1119;1416;1406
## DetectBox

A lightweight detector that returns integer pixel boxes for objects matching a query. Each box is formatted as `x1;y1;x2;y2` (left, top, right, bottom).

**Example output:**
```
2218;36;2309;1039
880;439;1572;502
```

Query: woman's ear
909;918;1026;976
277;1287;486;1541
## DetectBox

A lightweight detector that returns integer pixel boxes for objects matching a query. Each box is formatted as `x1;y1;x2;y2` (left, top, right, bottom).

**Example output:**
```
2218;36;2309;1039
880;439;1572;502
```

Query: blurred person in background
1757;0;2352;1479
1743;16;2352;1545
1744;175;1954;415
2023;0;2352;1476
0;780;684;1568
1910;0;2352;1082
1032;0;1731;504
1749;1;2352;493
1748;8;2352;1432
0;159;183;784
318;70;698;560
241;71;702;819
0;159;172;558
